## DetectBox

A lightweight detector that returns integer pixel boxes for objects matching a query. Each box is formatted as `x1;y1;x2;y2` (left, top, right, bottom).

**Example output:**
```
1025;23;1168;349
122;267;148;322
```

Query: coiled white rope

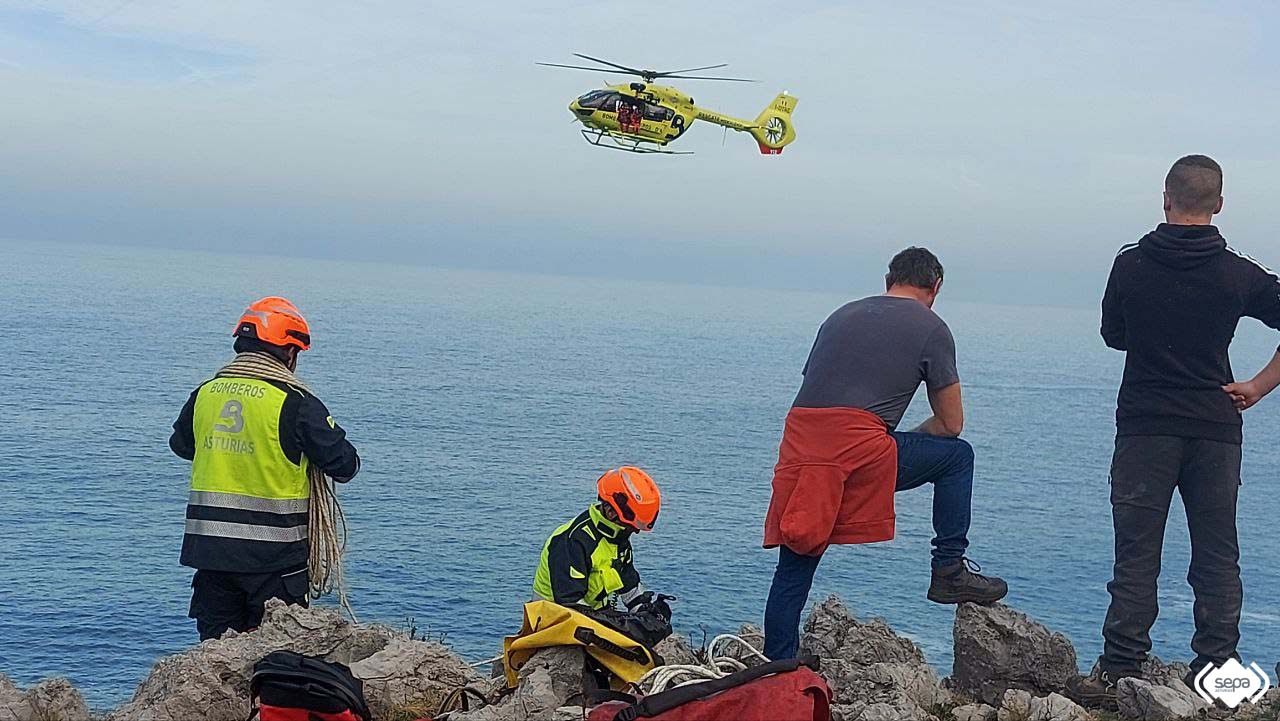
637;634;772;694
308;470;357;623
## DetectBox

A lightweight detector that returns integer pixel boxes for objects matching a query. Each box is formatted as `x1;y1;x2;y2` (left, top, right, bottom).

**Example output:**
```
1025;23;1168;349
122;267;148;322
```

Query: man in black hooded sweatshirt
1070;155;1280;709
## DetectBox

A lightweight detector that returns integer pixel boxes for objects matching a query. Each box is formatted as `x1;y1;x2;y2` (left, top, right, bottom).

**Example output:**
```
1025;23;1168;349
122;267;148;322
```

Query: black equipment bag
248;650;371;721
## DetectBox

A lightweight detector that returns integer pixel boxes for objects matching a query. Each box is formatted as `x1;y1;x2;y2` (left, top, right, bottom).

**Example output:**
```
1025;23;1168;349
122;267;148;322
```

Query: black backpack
248;650;371;721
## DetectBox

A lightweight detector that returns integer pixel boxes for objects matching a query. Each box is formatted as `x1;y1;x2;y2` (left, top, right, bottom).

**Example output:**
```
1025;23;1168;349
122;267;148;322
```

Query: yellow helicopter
538;53;797;155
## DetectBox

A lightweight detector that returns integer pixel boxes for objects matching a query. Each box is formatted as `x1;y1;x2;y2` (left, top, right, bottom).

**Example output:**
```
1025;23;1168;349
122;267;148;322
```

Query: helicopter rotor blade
572;53;648;75
536;62;638;75
655;63;728;75
544;55;757;82
659;74;758;82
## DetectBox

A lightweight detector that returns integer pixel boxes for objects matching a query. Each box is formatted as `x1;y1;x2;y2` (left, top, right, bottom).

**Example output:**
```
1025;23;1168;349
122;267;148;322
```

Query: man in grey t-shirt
763;247;1008;661
793;294;960;424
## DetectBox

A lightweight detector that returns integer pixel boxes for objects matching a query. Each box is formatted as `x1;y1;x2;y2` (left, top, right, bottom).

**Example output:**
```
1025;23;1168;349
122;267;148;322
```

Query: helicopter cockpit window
643;103;673;122
576;90;613;109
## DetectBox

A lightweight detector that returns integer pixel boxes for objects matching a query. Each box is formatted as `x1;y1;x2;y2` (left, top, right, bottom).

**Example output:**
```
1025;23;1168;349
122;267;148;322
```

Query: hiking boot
926;558;1008;605
1068;667;1130;711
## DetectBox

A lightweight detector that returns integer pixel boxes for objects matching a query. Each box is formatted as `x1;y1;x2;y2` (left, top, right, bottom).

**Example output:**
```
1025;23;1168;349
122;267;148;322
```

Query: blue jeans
762;432;975;660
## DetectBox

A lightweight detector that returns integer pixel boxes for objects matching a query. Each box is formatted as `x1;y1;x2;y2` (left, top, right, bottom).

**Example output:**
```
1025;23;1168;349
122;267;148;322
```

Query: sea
2;239;1277;710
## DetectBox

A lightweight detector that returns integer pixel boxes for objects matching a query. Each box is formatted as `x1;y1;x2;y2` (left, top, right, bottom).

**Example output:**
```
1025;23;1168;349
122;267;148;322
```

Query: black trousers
189;567;310;641
1101;435;1242;674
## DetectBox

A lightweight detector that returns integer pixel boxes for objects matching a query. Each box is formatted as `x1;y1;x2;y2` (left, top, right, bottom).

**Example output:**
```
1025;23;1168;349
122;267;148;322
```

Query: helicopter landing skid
580;127;692;155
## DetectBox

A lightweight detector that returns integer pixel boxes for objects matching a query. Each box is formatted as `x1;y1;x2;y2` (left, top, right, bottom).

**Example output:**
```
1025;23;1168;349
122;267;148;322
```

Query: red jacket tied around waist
763;407;898;556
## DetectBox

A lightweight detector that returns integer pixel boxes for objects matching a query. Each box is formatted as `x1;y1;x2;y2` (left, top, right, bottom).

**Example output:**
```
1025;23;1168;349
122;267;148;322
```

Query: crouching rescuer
533;467;675;646
170;296;360;641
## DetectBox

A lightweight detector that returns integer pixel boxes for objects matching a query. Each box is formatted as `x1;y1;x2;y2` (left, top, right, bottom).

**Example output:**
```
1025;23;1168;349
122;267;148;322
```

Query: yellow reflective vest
183;377;310;572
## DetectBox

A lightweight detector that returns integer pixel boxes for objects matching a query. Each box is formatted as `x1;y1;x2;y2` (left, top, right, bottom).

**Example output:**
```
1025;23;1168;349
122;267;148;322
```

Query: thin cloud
0;0;1277;305
85;0;135;27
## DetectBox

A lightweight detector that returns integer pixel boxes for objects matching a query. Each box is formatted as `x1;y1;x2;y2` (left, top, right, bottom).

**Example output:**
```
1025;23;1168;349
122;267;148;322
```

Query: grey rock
510;646;588;717
798;596;949;721
653;634;699;667
0;675;91;721
0;675;23;710
1232;688;1280;721
27;678;93;721
1024;691;1095;717
1139;656;1194;690
831;699;939;721
452;646;589;721
997;690;1094;721
823;660;951;714
105;599;474;721
953;702;998;721
1115;677;1204;720
800;596;927;667
1028;693;1094;721
953;603;1078;706
349;636;480;720
997;690;1036;721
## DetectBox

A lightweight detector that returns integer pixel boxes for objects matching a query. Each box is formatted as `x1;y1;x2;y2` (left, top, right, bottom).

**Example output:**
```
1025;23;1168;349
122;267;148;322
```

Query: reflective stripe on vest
184;519;309;543
189;490;310;514
187;377;310;551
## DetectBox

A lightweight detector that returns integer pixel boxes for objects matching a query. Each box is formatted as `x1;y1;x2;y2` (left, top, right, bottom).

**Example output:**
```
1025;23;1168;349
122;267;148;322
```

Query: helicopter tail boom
748;92;798;155
691;92;798;155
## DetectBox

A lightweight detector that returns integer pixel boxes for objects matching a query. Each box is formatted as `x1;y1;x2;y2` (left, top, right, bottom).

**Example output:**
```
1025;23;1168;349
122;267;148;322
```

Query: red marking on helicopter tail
759;143;783;155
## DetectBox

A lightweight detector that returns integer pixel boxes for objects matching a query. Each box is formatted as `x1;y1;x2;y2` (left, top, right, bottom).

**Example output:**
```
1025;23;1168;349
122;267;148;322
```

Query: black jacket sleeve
296;395;360;482
1101;257;1128;351
168;388;200;461
1243;262;1280;332
547;531;594;607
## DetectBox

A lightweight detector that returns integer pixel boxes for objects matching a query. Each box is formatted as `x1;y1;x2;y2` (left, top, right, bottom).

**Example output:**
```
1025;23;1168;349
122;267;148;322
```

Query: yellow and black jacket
534;504;642;610
169;377;359;574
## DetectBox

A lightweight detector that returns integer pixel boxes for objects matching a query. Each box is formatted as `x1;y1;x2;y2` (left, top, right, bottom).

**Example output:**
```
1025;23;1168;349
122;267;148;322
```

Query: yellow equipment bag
503;601;660;689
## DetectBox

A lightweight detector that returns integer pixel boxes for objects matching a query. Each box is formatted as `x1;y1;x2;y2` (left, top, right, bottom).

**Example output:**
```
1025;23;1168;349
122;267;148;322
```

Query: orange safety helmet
597;466;661;532
233;296;311;351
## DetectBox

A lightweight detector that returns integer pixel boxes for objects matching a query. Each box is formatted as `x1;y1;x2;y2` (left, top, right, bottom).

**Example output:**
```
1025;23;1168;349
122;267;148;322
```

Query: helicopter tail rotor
748;92;798;155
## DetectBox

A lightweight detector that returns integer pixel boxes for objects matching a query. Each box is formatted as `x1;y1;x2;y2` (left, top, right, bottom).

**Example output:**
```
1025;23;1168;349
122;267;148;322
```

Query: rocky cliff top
2;597;1275;721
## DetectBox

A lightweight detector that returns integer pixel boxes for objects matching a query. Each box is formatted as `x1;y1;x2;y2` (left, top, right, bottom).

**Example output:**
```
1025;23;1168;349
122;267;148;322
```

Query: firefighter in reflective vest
169;297;360;640
534;467;661;612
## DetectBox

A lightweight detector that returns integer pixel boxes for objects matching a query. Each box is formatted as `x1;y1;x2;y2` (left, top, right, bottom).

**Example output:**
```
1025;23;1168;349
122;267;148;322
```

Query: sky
2;0;1278;305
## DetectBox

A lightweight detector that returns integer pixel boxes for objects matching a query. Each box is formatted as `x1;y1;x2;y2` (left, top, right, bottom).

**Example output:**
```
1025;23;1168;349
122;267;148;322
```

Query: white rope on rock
469;654;504;669
637;634;772;694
